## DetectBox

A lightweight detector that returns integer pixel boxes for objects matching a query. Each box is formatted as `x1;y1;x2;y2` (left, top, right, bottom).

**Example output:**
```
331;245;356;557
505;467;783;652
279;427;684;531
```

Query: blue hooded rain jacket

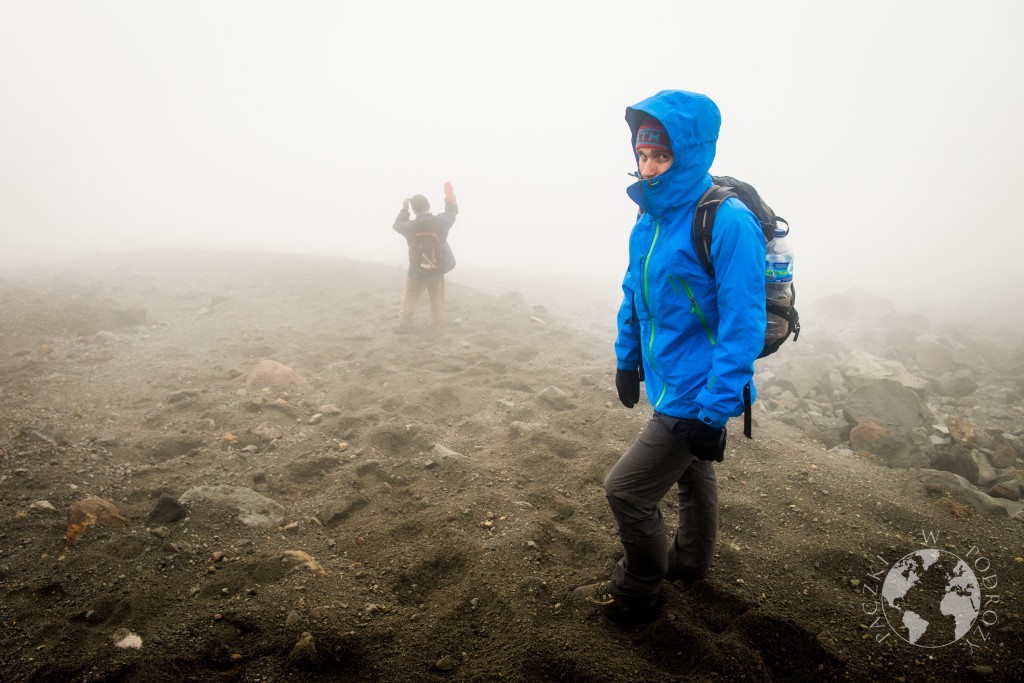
614;90;766;428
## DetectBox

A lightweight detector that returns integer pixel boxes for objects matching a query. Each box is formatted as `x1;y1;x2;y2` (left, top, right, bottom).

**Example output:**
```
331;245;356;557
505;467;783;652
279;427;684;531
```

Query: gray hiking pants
604;412;719;607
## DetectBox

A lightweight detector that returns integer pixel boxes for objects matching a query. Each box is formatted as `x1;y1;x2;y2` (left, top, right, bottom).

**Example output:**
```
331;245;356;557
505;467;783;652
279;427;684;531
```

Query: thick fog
2;0;1023;318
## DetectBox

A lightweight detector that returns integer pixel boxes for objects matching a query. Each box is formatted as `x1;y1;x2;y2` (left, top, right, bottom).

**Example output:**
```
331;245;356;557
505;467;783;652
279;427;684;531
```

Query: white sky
2;0;1023;313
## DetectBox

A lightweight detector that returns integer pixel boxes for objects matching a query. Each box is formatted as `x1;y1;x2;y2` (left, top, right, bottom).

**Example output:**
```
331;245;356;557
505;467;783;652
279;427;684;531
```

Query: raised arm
393;198;416;238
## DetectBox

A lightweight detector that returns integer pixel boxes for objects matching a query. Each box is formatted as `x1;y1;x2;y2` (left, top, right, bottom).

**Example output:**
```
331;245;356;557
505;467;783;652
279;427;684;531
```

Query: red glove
443;181;457;205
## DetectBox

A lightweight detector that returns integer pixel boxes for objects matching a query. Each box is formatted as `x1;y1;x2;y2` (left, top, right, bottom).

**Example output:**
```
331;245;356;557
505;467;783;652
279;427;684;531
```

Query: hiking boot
572;581;662;623
666;568;706;587
571;581;615;606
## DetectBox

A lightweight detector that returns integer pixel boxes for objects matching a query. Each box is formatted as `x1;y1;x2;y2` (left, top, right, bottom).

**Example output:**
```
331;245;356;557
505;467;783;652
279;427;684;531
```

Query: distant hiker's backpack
409;231;444;275
692;175;801;358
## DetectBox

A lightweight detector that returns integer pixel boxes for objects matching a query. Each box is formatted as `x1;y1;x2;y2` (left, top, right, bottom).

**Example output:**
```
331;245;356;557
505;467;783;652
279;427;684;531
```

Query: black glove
688;423;727;462
615;369;641;408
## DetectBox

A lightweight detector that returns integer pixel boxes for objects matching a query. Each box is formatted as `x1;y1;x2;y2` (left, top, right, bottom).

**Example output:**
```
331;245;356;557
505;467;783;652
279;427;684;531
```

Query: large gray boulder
843;379;931;432
932;369;979;400
849;420;932;469
913;469;1024;518
931;445;982;485
911;336;957;375
773;356;833;399
875;310;931;346
179;485;286;528
842;350;928;392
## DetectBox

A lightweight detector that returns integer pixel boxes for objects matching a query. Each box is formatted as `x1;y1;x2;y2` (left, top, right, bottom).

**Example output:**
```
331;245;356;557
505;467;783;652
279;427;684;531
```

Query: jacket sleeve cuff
697;408;727;429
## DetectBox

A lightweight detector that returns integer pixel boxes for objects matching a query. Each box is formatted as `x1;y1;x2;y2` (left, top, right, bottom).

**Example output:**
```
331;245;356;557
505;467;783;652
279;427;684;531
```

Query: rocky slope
1;250;1022;682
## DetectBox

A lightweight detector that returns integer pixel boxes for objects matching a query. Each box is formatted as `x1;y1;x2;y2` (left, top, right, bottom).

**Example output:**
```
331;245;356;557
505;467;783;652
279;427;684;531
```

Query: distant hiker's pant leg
426;275;445;327
604;413;697;606
667;460;718;581
400;276;429;325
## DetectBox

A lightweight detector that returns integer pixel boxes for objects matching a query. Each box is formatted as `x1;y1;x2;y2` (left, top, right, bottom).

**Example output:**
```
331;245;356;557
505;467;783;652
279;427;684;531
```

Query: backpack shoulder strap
691;185;736;276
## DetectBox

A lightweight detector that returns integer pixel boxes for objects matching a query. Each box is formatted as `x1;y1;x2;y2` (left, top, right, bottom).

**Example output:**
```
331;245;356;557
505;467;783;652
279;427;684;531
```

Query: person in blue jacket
573;90;766;618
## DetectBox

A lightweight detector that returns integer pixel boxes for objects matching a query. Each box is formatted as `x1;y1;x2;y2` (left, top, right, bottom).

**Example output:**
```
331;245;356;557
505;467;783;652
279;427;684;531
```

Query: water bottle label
765;259;793;283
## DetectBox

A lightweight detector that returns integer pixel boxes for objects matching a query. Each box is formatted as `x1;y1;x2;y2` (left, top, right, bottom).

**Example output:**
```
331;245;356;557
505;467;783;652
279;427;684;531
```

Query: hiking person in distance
572;90;766;620
393;182;458;333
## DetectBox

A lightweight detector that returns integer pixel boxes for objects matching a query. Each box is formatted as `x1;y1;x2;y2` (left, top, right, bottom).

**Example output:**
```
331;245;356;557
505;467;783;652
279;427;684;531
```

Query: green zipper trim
673;275;717;345
643;220;668;409
642;220;659;367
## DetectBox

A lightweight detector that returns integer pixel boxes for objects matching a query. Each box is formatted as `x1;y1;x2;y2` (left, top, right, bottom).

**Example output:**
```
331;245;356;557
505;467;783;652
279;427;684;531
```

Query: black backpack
691;176;801;439
409;231;444;275
692;175;801;357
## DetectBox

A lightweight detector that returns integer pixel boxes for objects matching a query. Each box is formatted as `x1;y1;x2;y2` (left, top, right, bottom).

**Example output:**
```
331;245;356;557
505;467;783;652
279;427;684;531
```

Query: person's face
636;146;673;180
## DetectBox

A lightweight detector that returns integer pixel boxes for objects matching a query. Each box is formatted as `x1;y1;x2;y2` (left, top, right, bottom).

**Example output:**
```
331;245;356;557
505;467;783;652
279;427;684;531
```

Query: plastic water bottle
765;224;793;343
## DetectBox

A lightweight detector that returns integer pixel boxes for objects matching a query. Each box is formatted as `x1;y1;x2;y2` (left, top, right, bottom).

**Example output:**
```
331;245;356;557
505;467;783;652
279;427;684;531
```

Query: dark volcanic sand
1;250;1021;682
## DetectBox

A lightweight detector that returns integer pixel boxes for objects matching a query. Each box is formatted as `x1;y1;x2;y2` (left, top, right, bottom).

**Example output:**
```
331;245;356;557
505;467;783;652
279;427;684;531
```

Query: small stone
989;480;1022;501
435;655;457;672
308;414;323;425
22;424;70;446
112;629;143;649
535;386;575;411
68;497;127;528
288;632;318;666
146;493;187;525
93;330;118;344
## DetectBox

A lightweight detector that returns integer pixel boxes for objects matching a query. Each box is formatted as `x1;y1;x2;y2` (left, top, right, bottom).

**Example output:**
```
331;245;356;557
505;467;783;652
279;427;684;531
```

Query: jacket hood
625;90;721;216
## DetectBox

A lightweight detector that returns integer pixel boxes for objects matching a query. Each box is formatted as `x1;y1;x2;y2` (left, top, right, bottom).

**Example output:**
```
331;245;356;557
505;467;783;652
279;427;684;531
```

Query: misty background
2;0;1023;320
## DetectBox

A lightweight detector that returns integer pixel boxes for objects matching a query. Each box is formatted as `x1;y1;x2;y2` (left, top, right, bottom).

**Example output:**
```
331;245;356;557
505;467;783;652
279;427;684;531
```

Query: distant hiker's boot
571;581;615;606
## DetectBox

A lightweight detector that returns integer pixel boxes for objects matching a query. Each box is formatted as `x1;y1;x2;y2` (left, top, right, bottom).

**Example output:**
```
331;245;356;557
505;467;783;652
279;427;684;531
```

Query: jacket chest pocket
665;268;717;345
